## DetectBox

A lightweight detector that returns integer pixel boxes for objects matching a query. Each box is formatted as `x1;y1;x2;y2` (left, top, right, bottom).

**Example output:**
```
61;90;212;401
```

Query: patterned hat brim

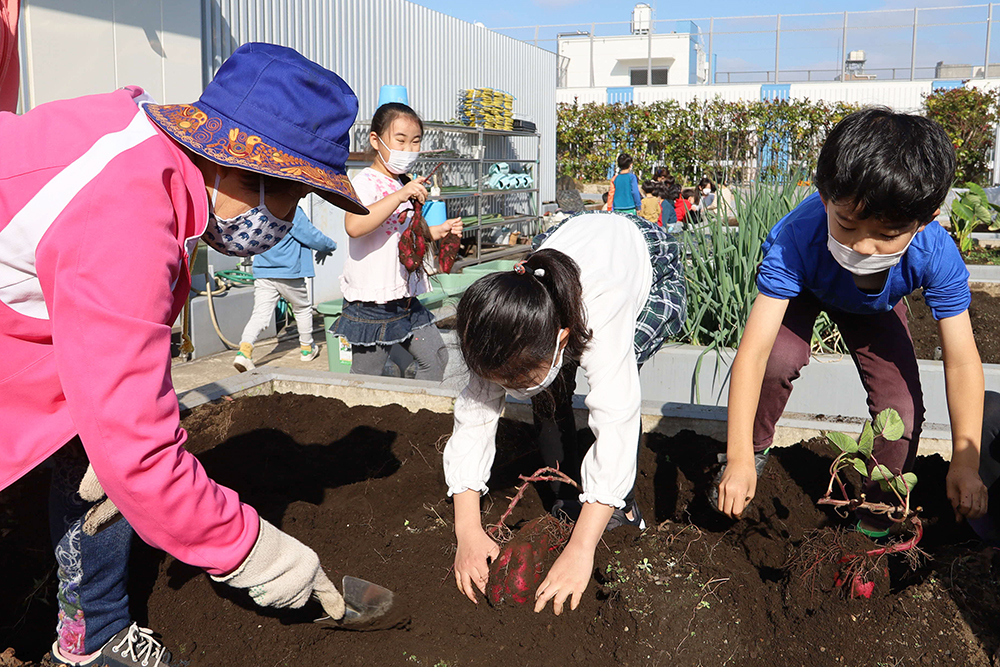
142;103;368;215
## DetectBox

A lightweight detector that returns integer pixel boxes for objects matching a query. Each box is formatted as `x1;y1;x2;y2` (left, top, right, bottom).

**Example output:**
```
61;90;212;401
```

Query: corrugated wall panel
203;0;557;202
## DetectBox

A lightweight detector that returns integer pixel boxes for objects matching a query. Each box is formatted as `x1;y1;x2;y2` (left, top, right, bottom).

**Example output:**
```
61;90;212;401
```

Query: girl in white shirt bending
332;103;462;380
443;212;686;615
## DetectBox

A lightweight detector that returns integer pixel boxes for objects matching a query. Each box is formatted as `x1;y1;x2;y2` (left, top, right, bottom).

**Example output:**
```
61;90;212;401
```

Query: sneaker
551;498;582;522
707;447;771;512
51;623;176;667
233;342;255;372
606;498;646;531
300;343;320;362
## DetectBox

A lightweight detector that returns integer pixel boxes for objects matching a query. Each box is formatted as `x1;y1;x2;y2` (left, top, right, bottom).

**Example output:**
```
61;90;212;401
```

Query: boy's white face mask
826;229;914;276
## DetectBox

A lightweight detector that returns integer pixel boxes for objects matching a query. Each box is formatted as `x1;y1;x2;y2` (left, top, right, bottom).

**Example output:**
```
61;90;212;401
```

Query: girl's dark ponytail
457;249;592;387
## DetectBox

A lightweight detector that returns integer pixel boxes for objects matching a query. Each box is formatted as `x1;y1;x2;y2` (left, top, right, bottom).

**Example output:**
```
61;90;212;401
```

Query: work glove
77;464;122;536
212;517;346;620
315;250;333;265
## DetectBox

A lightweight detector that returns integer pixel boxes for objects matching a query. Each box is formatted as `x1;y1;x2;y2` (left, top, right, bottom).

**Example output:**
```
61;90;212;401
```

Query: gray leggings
349;325;448;381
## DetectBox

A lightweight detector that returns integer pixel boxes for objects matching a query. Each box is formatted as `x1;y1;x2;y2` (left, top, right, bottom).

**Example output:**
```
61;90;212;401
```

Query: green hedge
558;88;1000;186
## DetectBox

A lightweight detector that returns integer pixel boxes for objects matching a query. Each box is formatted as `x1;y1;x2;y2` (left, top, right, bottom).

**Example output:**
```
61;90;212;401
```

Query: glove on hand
77;464;122;536
212;518;345;620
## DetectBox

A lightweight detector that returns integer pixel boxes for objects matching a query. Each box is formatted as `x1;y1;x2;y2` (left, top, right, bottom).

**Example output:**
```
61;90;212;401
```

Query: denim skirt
330;297;436;347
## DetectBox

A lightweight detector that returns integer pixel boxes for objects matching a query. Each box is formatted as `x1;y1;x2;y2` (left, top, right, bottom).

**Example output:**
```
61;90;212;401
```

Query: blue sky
408;1;998;77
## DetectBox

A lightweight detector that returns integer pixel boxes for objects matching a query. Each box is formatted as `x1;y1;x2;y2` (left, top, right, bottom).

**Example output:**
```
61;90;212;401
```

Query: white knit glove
212;518;345;620
77;464;122;536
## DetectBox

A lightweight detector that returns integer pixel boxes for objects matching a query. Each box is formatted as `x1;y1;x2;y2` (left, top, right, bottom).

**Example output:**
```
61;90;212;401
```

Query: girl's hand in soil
430;218;463;241
534;501;612;615
455;526;500;603
945;463;988;521
533;541;593;616
718;459;757;518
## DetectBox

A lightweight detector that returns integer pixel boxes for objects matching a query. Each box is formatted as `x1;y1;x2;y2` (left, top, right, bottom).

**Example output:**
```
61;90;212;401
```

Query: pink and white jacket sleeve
37;142;258;576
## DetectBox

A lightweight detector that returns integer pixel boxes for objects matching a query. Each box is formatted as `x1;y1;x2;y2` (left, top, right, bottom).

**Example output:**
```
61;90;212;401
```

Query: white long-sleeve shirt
443;213;654;508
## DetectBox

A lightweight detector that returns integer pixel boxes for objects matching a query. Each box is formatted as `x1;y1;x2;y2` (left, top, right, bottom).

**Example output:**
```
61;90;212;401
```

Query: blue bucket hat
143;42;367;214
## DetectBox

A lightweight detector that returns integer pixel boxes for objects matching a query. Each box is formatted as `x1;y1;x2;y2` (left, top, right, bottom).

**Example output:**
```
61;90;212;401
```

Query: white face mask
203;174;291;257
503;330;566;401
702;188;712;196
826;228;914;276
377;136;419;175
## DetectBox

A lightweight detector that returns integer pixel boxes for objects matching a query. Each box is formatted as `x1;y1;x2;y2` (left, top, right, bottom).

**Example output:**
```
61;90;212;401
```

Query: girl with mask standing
332;103;462;380
443;211;686;615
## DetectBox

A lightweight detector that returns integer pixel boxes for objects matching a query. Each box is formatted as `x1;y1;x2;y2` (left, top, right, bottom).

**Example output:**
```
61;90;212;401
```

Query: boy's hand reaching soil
945;462;988;521
455;524;500;604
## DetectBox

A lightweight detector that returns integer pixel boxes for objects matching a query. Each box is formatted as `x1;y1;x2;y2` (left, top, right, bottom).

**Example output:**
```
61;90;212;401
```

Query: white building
558;19;709;92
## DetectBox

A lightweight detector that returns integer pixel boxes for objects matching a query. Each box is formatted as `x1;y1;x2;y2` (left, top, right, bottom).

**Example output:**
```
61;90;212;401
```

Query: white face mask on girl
826;229;914;276
503;330;567;401
203;174;291;257
377;136;419;175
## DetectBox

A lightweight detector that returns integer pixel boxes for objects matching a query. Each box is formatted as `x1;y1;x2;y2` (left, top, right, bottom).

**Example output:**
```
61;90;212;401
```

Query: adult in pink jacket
0;43;368;666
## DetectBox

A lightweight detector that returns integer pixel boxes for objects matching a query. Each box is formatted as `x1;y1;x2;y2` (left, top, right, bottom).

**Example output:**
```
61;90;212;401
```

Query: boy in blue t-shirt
612;153;642;215
716;109;988;535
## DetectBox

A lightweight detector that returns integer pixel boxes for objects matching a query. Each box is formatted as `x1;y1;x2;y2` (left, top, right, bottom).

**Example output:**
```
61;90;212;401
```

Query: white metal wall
202;0;556;201
18;0;203;109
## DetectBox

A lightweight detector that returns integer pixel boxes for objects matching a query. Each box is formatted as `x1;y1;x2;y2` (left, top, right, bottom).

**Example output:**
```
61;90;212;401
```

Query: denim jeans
49;440;132;655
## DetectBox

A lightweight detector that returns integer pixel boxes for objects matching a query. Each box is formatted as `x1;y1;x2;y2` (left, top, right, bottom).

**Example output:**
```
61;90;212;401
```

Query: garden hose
192;269;254;352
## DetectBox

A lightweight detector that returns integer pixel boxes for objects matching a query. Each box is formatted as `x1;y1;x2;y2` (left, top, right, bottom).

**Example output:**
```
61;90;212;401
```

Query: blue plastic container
377;85;409;108
422;200;447;226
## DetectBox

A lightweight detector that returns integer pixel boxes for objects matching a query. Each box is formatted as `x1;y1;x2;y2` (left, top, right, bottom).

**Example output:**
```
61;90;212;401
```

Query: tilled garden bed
0;393;997;666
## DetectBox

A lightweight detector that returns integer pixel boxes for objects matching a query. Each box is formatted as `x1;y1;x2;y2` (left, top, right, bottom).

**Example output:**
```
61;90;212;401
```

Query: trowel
314;575;395;627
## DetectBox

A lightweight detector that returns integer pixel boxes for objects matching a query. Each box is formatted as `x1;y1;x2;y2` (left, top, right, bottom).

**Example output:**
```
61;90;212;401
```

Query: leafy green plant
924;86;1000;186
557;98;859;184
818;408;923;598
949;182;1000;254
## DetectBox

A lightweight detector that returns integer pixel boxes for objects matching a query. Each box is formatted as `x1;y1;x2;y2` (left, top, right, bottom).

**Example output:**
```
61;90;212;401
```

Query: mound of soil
1;393;999;666
908;287;1000;364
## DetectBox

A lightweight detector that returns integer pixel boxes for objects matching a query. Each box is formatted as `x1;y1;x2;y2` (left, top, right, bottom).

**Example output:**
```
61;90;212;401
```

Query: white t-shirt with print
340;167;430;302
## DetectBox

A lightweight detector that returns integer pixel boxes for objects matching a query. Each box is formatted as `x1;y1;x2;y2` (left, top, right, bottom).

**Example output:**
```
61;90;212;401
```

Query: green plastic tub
461;259;518;278
316;299;352;373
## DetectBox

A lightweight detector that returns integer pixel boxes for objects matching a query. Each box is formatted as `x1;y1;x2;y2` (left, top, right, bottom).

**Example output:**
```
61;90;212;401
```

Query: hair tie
514;260;545;279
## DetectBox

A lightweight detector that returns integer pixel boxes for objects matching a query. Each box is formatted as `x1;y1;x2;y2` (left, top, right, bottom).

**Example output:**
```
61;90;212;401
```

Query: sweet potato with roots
398;196;432;275
813;409;925;599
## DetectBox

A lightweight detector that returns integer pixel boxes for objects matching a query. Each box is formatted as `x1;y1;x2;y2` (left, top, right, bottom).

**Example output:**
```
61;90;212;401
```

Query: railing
495;4;1000;87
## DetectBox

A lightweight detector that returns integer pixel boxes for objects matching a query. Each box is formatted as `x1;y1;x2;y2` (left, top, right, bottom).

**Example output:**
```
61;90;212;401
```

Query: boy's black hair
653;166;673;182
665;183;682;201
456;249;593;388
369;102;423;153
617;153;633;170
681;187;698;202
642;179;657;195
814;107;956;228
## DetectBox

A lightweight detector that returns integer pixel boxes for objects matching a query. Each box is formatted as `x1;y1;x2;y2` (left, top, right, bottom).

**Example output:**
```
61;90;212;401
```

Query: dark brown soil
1;393;999;666
908;287;1000;364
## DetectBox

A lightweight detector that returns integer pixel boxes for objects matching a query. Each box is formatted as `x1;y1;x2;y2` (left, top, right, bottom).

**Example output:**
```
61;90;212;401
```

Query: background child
444;211;686;615
234;205;336;371
675;187;697;228
639;179;660;224
715;108;988;534
331;102;462;381
612;153;642;215
658;182;679;231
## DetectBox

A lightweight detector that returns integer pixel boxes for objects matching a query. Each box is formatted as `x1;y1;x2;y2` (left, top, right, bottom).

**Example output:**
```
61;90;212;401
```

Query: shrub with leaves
924;86;1000;186
949;182;1000;254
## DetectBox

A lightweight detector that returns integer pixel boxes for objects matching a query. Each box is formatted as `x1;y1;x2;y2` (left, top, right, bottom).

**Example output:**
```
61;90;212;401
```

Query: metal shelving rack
353;121;541;269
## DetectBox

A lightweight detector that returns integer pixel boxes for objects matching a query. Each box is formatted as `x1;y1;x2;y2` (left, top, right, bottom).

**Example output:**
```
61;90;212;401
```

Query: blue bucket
422;200;447;226
377;85;409;108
